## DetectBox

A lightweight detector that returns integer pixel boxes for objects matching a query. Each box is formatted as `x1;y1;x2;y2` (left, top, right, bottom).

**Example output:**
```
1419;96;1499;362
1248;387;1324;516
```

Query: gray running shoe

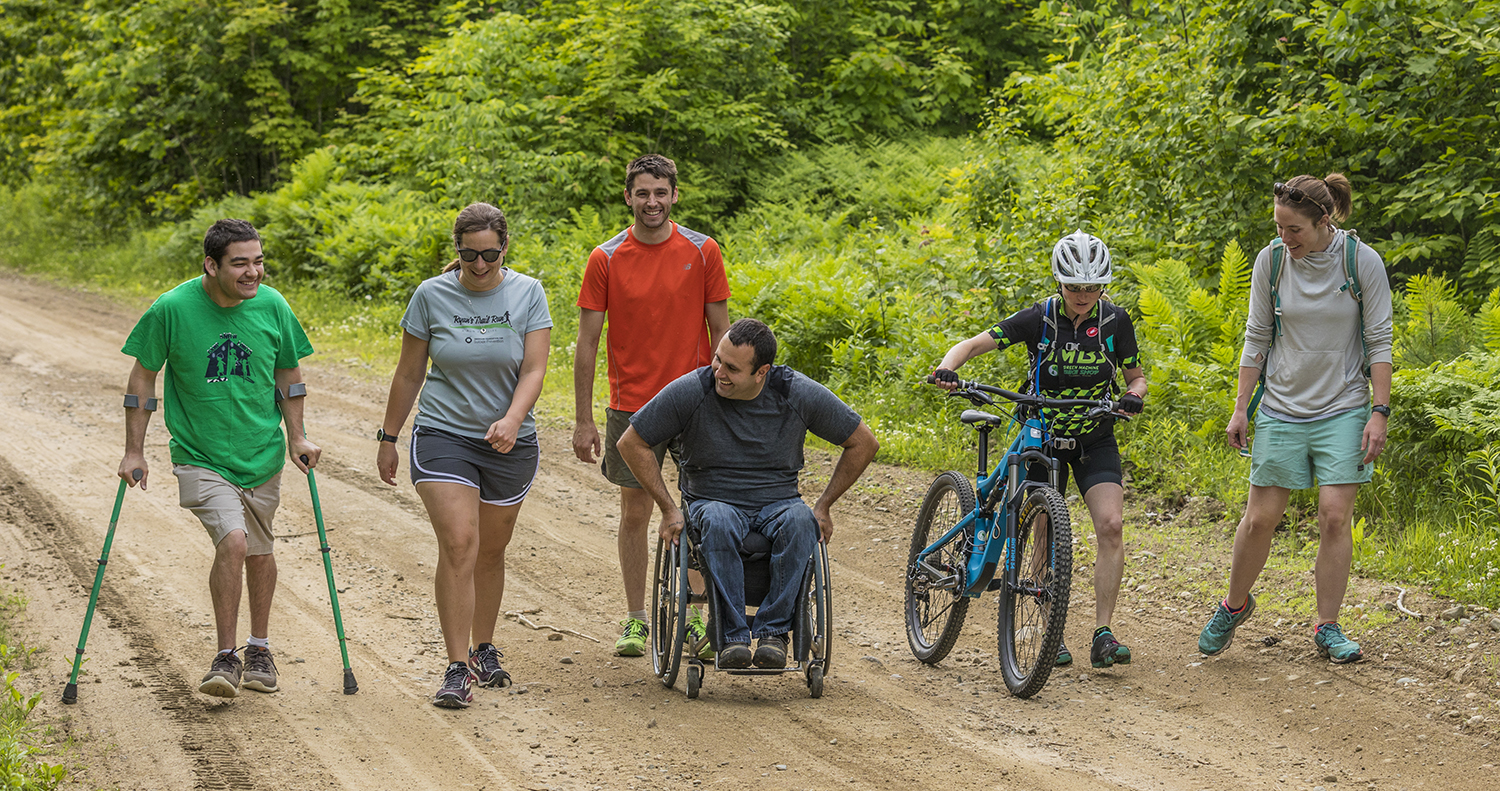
198;649;243;698
1198;593;1256;656
433;662;477;709
241;645;279;693
468;643;512;688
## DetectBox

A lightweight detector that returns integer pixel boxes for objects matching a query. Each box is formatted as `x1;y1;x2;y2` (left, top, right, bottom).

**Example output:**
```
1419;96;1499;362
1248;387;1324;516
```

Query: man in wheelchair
618;319;879;668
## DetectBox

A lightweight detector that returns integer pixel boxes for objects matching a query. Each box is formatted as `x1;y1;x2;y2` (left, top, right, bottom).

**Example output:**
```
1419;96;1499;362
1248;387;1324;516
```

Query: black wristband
376;429;399;443
1371;404;1391;418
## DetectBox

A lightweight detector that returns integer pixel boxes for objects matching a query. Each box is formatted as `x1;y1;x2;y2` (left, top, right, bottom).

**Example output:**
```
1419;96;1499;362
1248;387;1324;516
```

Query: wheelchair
650;510;832;699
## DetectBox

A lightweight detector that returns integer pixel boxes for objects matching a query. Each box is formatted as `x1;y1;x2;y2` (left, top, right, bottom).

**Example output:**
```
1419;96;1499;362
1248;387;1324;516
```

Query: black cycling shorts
1025;425;1122;495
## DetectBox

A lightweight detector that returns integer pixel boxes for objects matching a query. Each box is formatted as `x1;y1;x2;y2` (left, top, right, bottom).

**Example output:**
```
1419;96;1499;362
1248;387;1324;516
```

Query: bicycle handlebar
924;374;1127;416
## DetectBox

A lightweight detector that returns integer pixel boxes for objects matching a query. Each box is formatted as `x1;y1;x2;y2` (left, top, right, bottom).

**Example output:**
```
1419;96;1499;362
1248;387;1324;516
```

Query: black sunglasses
1273;182;1331;216
457;248;503;263
1062;283;1104;293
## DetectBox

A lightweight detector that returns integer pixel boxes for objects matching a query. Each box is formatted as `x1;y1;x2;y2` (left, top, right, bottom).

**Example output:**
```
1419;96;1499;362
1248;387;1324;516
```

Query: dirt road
0;272;1495;790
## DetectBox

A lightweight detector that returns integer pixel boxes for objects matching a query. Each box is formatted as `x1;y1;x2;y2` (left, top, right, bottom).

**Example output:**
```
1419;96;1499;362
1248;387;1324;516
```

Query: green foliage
1001;0;1500;288
0;582;66;790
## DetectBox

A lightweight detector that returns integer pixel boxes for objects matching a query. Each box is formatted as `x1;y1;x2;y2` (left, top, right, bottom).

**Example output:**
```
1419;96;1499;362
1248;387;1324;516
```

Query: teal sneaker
1314;622;1363;664
1198;592;1256;656
685;608;715;661
1090;628;1131;668
615;618;648;657
1055;642;1073;666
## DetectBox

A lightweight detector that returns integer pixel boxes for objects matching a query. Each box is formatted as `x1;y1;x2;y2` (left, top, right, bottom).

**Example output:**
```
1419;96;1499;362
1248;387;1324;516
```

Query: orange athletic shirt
577;222;731;412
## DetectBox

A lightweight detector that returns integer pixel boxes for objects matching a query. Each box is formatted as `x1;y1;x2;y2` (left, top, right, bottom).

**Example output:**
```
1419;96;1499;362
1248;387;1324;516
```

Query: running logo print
205;332;255;383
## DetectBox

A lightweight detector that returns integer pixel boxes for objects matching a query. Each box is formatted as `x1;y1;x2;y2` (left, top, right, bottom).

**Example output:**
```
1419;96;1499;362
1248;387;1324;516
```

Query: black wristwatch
376;428;399;443
1371;404;1391;418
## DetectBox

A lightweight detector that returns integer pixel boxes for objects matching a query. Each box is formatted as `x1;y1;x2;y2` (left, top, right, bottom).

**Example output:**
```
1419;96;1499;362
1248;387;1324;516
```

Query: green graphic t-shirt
122;278;314;487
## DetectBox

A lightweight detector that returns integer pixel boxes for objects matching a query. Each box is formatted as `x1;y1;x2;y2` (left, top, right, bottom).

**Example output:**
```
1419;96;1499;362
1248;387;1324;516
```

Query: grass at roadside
0;574;68;790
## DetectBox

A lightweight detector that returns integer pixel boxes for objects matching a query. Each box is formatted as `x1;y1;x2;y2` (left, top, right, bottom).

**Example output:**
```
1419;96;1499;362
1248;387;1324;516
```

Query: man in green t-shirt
117;218;320;699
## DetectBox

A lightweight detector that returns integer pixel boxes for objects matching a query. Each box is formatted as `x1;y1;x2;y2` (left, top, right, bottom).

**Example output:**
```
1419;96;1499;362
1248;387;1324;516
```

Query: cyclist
933;230;1147;669
1198;174;1393;664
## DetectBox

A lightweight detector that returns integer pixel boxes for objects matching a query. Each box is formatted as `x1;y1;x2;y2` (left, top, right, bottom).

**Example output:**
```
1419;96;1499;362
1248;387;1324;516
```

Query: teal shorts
1250;408;1373;489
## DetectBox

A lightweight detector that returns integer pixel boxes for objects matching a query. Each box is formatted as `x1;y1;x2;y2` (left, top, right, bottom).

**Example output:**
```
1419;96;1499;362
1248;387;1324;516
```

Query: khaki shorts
174;465;281;555
601;407;680;488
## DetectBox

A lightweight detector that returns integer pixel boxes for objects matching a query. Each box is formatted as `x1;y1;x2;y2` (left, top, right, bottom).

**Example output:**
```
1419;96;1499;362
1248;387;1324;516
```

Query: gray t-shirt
400;268;553;438
630;366;863;509
1240;230;1394;419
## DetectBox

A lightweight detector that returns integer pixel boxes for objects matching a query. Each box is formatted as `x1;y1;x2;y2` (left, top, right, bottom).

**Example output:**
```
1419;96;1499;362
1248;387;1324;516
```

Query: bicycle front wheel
997;486;1072;698
904;471;974;664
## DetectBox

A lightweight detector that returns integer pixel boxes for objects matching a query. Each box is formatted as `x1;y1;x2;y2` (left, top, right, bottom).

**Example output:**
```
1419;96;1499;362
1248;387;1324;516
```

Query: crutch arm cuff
123;395;158;411
274;382;308;402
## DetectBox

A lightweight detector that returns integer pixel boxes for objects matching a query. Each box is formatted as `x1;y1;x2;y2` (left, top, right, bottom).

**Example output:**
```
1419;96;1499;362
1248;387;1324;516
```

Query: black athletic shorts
1025;424;1122;495
410;425;540;506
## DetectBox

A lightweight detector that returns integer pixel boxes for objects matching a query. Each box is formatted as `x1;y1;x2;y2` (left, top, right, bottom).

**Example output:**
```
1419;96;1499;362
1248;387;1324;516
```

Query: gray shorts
173;464;281;556
601;407;679;488
410;425;540;506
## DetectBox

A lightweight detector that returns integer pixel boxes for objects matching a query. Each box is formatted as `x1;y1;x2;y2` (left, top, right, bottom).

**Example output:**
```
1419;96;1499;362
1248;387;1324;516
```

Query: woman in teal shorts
1197;174;1394;664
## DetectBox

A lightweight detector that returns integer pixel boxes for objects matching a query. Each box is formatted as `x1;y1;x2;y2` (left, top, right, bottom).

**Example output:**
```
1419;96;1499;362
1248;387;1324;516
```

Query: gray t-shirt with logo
401;268;553;438
630;366;863;509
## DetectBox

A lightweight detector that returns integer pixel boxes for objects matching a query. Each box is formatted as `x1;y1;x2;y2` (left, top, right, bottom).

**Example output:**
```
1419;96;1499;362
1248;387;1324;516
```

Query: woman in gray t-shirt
376;202;553;708
1198;174;1393;666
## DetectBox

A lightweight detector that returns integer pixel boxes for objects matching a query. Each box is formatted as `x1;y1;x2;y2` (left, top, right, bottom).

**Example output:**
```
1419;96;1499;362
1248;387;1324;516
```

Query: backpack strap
1249;239;1289;420
1340;230;1371;378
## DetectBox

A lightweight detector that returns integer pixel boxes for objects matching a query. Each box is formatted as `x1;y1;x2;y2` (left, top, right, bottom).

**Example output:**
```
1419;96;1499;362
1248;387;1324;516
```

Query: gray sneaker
241;645;279;693
199;649;243;698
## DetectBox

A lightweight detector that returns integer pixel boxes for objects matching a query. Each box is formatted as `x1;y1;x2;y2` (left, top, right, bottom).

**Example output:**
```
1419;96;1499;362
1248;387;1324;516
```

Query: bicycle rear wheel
904;471;974;664
997;486;1072;698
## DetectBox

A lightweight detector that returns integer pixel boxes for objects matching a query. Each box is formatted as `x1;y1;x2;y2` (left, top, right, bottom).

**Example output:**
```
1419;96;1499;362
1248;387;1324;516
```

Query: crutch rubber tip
62;683;78;704
343;669;358;695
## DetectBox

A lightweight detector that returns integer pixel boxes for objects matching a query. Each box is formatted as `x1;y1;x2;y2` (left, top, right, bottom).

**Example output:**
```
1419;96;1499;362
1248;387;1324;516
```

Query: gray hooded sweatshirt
1240;229;1394;420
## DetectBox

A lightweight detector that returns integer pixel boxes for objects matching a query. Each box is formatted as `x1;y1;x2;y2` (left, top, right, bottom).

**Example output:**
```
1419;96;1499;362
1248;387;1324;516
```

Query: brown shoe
241;645;279;693
753;634;788;669
717;643;752;669
198;649;243;698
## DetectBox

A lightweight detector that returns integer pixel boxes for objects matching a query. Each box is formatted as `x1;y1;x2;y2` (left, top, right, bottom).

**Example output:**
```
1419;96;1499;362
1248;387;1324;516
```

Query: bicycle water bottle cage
960;410;1005;427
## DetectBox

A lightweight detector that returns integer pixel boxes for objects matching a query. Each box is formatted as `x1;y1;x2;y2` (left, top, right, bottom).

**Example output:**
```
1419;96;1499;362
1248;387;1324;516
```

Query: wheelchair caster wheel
686;661;702;699
807;664;824;699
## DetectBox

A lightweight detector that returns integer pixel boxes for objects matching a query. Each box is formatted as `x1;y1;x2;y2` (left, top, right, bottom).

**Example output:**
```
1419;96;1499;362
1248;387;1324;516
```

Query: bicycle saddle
960;409;1005;426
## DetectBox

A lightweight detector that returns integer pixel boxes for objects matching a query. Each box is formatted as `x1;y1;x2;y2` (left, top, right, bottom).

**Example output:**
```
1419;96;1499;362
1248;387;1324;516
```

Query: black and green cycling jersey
987;297;1142;436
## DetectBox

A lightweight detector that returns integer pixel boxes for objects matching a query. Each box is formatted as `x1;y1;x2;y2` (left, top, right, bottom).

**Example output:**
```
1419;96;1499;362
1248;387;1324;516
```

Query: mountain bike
904;377;1122;698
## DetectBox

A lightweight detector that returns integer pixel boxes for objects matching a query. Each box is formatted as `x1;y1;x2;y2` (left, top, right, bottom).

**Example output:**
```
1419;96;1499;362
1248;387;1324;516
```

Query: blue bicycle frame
914;415;1063;598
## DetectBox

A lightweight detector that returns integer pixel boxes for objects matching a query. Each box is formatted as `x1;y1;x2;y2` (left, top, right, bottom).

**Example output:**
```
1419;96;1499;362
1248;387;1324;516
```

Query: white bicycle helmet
1050;230;1112;285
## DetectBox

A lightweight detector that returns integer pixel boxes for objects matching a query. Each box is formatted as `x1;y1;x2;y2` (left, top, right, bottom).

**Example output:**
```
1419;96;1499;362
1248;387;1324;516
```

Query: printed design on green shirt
451;311;512;331
205;332;255;383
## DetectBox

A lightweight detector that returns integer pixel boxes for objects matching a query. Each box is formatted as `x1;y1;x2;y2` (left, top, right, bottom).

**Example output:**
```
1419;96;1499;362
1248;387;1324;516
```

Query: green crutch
62;468;140;704
301;453;358;695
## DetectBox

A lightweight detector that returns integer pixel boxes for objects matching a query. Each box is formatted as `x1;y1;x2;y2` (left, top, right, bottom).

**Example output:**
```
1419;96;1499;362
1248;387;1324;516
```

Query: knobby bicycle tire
905;470;975;664
997;486;1072;698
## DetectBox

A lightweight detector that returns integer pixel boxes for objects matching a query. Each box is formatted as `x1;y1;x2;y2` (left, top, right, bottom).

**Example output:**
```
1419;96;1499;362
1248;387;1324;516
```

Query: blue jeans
688;498;817;646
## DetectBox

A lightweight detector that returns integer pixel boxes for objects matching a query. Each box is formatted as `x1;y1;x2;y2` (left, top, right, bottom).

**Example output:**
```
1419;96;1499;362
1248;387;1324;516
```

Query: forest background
0;0;1497;609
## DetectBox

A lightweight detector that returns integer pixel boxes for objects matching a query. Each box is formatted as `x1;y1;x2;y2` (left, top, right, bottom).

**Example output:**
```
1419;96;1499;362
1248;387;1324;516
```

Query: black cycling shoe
1090;629;1131;668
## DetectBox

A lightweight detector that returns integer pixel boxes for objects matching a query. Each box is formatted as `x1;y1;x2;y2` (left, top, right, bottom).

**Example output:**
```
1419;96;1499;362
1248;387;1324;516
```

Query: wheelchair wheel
807;665;824;699
650;536;689;688
997;486;1072;699
810;542;832;678
905;471;974;664
686;661;702;699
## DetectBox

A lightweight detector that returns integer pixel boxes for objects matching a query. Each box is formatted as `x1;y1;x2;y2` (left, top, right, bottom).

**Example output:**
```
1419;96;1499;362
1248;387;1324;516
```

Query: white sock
626;609;648;622
246;635;270;649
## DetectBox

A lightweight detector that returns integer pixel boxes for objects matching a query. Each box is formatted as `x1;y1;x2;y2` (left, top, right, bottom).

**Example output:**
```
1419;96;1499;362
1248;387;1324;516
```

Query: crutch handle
131;469;142;481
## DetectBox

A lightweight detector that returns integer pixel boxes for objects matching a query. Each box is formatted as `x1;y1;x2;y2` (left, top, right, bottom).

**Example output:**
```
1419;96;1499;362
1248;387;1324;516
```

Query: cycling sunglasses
1062;283;1104;293
457;248;504;263
1273;182;1331;216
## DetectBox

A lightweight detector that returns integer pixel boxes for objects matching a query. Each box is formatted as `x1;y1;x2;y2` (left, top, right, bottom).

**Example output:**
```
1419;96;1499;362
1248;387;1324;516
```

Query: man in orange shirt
574;154;731;657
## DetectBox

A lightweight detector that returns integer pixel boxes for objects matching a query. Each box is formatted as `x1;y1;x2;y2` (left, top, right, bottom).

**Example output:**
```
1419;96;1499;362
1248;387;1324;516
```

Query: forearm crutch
62;469;140;704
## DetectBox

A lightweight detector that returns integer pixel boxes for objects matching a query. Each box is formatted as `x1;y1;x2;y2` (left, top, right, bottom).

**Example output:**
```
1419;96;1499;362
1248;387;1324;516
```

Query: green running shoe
615;618;648;657
1090;629;1131;668
685;608;715;661
1314;622;1363;664
1055;642;1073;666
1198;592;1256;656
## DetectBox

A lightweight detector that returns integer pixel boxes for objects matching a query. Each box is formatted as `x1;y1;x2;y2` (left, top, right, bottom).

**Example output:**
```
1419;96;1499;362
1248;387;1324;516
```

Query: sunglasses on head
1273;182;1331;216
1062;283;1104;293
457;248;503;263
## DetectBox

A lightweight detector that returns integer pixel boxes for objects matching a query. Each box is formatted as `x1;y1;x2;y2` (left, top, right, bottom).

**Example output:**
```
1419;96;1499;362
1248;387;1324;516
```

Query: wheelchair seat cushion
739;531;772;561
